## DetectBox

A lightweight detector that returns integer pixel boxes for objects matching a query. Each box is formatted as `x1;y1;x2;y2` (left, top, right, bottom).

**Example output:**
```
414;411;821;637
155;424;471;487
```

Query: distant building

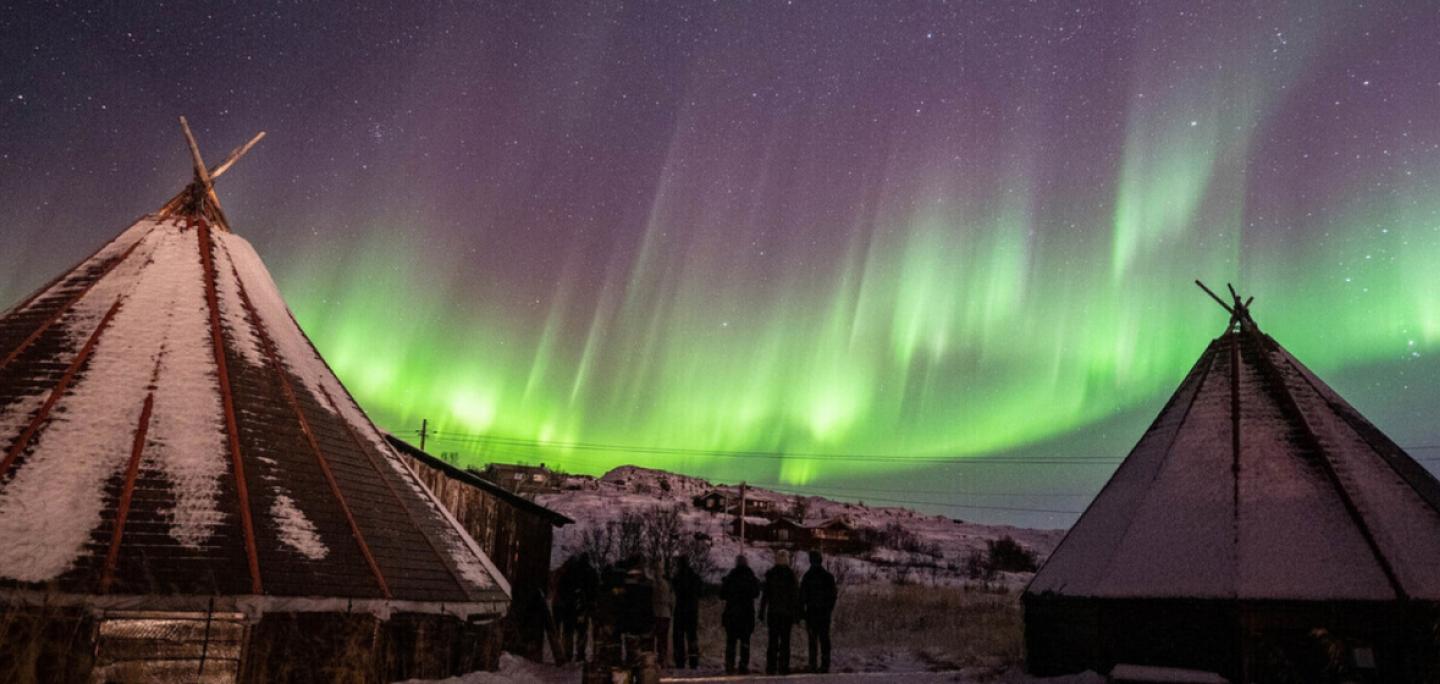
693;491;732;512
389;437;573;663
808;517;866;554
733;516;809;546
479;462;560;494
734;496;783;518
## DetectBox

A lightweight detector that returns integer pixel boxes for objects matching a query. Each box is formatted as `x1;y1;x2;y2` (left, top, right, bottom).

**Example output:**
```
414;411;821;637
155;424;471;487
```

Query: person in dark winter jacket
671;554;704;669
616;556;656;664
593;560;628;668
800;550;838;673
758;549;801;675
719;555;761;674
553;552;599;663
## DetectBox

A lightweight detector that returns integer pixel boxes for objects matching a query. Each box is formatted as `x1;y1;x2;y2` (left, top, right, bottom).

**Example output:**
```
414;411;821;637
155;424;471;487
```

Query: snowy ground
400;467;1076;684
536;466;1064;587
399;653;1106;684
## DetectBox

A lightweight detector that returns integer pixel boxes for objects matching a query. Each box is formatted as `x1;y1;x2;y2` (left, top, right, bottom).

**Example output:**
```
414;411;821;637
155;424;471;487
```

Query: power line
749;482;1084;515
425;433;1124;465
737;481;1092;498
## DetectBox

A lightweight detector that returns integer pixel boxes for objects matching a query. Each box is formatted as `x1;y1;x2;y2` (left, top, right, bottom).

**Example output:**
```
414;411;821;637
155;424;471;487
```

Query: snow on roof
0;215;507;614
1028;323;1440;601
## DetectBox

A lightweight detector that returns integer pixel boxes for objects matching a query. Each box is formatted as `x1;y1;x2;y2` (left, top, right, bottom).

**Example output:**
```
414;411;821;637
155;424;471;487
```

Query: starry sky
3;1;1440;527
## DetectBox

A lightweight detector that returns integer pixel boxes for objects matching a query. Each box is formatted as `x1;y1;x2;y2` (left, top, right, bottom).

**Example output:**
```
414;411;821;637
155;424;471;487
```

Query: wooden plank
99;392;155;593
208;132;265;180
195;218;262;594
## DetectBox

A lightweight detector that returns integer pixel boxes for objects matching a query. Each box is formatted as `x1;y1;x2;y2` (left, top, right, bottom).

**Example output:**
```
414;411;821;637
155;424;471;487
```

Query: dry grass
687;583;1021;675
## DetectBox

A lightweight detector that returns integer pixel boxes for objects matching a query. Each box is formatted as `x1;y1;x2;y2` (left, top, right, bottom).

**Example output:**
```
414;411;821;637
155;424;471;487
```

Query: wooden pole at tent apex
177;115;233;230
1196;280;1255;329
210;131;266;180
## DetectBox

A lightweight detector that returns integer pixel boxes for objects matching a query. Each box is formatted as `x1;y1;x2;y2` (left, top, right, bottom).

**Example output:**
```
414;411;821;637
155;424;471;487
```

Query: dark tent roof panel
1028;318;1440;602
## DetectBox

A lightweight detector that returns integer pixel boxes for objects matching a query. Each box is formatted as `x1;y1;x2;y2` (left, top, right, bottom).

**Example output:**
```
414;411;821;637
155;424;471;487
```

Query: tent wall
1024;596;1235;677
1024;595;1440;682
0;603;500;683
0;607;96;683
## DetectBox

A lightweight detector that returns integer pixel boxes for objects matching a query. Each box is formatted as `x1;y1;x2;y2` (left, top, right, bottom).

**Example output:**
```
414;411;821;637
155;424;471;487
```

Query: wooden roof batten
158;116;265;232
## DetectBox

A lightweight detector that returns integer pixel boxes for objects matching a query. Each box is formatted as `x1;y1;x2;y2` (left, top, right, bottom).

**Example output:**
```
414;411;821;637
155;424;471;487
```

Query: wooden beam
100;391;155;593
195;218;262;593
209;131;266;180
1195;280;1234;315
177;116;233;230
178;116;214;190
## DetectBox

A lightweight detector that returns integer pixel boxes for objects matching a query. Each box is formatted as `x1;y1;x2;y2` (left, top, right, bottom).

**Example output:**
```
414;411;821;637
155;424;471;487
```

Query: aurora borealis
4;2;1440;526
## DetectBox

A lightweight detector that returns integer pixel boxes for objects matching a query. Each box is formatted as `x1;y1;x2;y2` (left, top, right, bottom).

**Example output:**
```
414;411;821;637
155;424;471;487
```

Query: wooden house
1024;288;1440;682
693;490;732;512
733;516;809;547
388;436;572;663
808;517;866;554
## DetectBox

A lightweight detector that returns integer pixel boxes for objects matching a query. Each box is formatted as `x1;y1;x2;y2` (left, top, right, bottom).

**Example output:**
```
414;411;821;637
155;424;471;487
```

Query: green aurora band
249;5;1440;487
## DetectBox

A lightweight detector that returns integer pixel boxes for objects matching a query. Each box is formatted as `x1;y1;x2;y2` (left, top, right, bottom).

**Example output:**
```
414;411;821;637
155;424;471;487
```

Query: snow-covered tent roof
0;121;508;618
1028;291;1440;602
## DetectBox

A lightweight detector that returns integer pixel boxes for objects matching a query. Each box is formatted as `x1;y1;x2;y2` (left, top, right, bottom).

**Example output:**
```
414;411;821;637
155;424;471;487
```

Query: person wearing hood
719;554;761;674
758;549;801;675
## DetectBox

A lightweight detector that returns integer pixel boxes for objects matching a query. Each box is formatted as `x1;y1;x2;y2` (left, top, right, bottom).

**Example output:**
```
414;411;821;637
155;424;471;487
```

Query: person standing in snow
800;550;838;673
554;552;598;663
593;559;628;668
671;554;703;669
758;549;801;675
650;560;674;666
616;556;656;665
719;554;760;674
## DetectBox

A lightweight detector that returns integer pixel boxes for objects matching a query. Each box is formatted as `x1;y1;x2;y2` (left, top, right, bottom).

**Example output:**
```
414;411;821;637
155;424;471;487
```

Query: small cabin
693;491;732;512
725;496;792;520
479;462;560;494
734;516;809;547
808;517;867;553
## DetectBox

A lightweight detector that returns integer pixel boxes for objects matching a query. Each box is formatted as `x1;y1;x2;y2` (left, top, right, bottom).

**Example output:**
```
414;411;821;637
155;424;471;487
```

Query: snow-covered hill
535;465;1065;587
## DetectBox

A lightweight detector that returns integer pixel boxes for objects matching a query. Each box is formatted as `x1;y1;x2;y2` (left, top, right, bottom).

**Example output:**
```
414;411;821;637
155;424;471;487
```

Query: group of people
550;549;839;675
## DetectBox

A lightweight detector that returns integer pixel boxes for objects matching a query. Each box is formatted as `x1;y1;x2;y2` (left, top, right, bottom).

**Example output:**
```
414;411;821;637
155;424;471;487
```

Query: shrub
864;522;942;559
985;536;1037;573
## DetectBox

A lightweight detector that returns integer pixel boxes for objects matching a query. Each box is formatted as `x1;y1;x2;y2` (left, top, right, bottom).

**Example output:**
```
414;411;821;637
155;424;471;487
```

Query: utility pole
418;418;429;452
738;482;748;545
